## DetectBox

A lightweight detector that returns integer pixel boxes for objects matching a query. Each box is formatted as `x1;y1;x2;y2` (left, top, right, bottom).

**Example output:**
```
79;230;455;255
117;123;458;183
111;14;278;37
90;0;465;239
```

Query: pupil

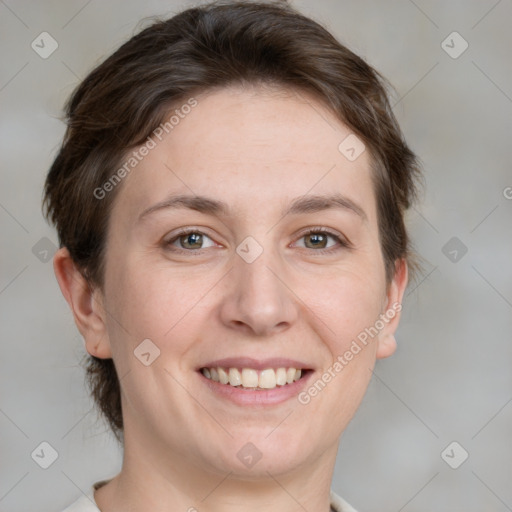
308;233;326;248
184;233;202;248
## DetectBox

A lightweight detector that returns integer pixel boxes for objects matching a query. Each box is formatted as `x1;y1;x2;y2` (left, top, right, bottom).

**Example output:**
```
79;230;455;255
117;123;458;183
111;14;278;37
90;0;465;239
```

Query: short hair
43;0;422;441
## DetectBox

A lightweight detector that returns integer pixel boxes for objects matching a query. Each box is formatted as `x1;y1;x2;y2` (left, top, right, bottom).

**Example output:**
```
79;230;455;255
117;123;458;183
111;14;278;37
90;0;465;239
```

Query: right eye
165;229;218;253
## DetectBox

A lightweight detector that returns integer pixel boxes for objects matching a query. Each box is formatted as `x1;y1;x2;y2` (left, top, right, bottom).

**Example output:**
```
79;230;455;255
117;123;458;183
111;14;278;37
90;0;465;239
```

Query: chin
199;429;320;479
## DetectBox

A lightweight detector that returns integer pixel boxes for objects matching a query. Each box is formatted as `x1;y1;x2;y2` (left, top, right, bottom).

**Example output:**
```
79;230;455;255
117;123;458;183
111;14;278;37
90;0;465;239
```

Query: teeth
228;368;241;386
218;367;229;385
241;368;258;388
259;369;276;389
210;368;219;382
201;366;305;390
276;367;287;386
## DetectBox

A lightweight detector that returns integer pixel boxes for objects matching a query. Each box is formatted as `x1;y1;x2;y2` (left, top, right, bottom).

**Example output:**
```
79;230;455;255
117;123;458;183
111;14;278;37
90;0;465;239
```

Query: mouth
196;357;313;405
199;366;311;390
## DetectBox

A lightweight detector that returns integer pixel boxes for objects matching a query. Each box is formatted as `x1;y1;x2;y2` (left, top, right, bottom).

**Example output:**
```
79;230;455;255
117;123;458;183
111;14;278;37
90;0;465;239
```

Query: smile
200;366;304;390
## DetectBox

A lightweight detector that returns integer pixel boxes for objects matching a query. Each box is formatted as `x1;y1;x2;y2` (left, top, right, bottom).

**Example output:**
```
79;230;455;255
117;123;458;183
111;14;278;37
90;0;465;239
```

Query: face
91;85;406;479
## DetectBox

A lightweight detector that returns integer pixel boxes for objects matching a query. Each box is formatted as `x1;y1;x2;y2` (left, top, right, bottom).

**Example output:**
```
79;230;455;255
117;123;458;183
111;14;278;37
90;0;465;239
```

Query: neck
95;428;339;512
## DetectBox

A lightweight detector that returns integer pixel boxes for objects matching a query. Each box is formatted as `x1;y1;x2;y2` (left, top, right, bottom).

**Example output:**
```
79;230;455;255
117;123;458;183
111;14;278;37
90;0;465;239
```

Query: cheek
100;264;210;430
294;268;385;417
298;275;384;425
298;265;386;352
102;257;217;361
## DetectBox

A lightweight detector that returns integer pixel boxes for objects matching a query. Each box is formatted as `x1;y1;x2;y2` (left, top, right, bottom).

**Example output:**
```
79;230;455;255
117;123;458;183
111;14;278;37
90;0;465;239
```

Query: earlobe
376;259;408;360
376;333;397;359
53;247;112;359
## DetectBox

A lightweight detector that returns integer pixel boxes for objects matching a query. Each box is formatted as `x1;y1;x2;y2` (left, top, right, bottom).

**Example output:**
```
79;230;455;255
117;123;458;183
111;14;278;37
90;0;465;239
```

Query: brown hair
43;0;422;442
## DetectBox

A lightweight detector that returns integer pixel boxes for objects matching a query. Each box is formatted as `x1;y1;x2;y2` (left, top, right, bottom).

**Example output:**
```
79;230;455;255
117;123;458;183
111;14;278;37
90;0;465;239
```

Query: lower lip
198;371;313;406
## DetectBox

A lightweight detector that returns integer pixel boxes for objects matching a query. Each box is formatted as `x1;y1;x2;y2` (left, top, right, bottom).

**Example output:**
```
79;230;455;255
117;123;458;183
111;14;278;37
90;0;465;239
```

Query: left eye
293;230;344;251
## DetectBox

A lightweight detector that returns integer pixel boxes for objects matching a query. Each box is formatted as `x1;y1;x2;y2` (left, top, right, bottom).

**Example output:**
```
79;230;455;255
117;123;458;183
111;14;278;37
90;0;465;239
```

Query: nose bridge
220;236;297;336
238;245;281;297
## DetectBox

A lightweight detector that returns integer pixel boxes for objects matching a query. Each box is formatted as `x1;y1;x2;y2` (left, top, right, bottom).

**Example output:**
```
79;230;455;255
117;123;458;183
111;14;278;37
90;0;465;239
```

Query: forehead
111;85;377;226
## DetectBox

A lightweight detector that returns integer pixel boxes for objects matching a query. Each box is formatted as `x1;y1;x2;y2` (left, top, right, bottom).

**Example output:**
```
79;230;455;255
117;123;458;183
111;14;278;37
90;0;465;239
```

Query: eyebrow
138;193;368;222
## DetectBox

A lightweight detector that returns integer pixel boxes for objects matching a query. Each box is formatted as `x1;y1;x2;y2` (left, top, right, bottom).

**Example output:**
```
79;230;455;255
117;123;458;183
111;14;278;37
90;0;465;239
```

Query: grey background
1;1;511;511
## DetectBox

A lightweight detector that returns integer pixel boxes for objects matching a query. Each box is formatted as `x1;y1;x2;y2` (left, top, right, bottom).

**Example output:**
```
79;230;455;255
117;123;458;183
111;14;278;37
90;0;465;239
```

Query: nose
219;247;299;337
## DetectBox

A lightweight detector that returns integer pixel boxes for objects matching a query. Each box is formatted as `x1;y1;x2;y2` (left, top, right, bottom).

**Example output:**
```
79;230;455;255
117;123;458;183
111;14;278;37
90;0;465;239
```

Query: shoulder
330;489;359;512
60;494;100;512
59;479;110;512
61;485;355;512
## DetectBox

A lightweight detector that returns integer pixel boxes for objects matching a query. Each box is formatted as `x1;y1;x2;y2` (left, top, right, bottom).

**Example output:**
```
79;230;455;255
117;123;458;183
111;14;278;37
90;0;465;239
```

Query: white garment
61;480;358;512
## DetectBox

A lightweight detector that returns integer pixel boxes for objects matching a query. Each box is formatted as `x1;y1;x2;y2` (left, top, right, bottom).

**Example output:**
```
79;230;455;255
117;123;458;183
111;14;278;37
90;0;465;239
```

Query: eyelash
164;227;350;255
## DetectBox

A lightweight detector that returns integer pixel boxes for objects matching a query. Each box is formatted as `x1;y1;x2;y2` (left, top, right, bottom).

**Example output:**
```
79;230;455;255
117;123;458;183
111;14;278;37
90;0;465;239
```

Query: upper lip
198;357;311;371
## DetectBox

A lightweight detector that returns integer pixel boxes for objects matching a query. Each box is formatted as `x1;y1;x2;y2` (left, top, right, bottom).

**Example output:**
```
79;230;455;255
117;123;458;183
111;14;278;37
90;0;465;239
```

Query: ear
53;247;112;359
376;258;408;359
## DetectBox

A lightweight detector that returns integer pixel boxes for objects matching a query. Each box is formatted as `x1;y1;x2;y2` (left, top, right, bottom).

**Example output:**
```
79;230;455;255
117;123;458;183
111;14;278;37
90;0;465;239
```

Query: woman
44;1;421;510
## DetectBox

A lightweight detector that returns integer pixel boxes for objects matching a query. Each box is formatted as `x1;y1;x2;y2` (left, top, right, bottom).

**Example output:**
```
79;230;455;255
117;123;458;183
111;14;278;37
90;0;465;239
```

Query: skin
54;85;408;512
